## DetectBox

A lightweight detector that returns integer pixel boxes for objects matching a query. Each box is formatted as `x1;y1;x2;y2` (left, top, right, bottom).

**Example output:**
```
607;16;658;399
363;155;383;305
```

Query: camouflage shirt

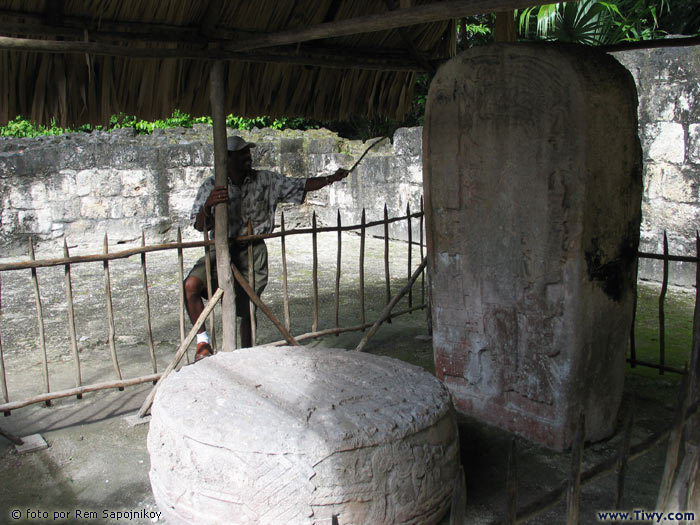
190;170;306;238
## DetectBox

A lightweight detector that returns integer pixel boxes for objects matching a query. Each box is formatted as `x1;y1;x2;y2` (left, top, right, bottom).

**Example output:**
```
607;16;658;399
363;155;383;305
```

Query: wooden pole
177;227;189;363
360;209;366;329
140;232;158;375
281;213;291;333
630;275;638;368
407;202;412;311
230;263;298;347
0;272;8;411
384;204;392;323
247;220;257;345
0;425;23;446
210;59;237;352
103;234;123;384
29;238;51;402
138;288;224;418
659;231;669;375
356;257;427;352
420;197;425;305
312;212;319;333
63;240;82;396
566;412;585;525
203;229;217;353
335;211;342;334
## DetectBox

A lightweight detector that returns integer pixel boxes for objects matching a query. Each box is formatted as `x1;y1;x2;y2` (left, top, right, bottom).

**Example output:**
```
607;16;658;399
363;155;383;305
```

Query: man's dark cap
227;136;256;152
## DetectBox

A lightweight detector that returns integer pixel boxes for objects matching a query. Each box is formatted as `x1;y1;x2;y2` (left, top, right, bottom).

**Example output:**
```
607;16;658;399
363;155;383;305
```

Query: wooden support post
566;412;585;525
138;288;224;418
494;11;517;42
202;229;217;353
140;232;158;375
360;209;366;329
0;424;23;445
420;196;425;305
312;212;319;333
63;240;82;397
247;220;256;345
29;239;51;403
0;272;9;413
407;202;412;311
335;211;342;335
659;231;669;375
230;263;298;347
384;204;392;323
177;227;189;363
630;275;638;368
688;231;700;441
281;213;291;333
356;257;427;352
103;234;123;386
506;437;518;524
210;59;237;351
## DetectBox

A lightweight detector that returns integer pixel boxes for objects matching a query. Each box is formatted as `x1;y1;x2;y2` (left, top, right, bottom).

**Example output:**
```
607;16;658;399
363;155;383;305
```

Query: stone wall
0;45;697;287
612;46;700;286
0;126;423;256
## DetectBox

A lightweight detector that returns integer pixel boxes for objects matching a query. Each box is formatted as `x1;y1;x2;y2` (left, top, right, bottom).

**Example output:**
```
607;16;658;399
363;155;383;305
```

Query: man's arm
304;168;350;193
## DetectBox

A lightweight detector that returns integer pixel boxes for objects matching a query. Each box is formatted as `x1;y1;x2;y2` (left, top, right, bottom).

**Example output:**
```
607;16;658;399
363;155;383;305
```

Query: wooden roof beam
225;0;549;51
0;35;427;71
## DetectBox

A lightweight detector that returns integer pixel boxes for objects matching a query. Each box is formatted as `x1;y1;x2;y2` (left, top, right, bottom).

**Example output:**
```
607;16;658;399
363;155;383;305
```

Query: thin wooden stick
656;369;689;509
615;395;635;509
203;229;217;353
0;272;8;411
384;204;392;323
312;212;319;333
360;209;366;329
29;238;51;403
281;212;291;333
566;412;585;525
348;137;387;173
103;234;123;384
247;220;256;345
138;288;224;418
356;257;427;352
230;263;298;347
420;197;425;305
140;232;157;374
659;231;669;375
506;437;518;525
177;227;189;364
407;202;412;311
63;240;82;395
335;211;342;335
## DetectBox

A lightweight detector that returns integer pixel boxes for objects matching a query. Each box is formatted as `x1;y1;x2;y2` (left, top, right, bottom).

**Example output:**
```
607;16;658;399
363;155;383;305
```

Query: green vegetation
630;282;695;380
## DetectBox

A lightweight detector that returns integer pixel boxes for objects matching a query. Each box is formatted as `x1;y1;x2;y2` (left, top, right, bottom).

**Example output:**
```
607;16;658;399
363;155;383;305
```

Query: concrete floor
0;233;691;524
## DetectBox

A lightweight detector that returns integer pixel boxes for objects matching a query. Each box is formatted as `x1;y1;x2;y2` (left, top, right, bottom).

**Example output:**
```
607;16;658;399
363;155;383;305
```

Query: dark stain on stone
585;225;639;302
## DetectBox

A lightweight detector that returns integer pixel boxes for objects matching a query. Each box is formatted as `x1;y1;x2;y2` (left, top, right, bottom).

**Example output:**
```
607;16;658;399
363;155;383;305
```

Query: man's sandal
195;342;213;362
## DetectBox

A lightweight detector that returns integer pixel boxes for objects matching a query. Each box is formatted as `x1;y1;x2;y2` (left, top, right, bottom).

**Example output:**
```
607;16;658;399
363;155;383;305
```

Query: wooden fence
0;203;427;414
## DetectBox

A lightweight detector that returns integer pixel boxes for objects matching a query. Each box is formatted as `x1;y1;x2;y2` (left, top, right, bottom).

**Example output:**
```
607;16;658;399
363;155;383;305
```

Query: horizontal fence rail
0;203;428;414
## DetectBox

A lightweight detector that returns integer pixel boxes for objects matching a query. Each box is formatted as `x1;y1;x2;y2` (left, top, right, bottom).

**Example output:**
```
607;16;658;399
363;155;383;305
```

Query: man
184;135;349;360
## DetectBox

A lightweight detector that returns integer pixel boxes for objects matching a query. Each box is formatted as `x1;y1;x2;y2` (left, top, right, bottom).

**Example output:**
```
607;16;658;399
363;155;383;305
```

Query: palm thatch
0;0;547;127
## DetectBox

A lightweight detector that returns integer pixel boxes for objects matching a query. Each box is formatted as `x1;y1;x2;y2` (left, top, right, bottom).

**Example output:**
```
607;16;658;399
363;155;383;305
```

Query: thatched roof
0;0;547;127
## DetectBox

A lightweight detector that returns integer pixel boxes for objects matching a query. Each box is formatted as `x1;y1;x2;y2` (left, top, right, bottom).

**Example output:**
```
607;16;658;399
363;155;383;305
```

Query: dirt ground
0;232;693;524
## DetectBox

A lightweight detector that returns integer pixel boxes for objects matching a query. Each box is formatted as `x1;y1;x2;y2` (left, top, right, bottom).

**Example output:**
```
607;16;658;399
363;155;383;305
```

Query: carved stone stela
423;44;643;450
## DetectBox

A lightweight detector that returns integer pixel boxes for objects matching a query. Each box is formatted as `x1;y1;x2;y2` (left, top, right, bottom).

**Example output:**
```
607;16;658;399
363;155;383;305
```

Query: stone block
644;122;685;164
689;124;700;164
393;127;423;157
15;433;48;454
148;347;459;525
424;44;643;450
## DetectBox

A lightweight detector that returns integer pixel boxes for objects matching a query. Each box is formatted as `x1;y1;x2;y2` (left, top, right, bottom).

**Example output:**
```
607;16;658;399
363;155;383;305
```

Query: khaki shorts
186;240;268;317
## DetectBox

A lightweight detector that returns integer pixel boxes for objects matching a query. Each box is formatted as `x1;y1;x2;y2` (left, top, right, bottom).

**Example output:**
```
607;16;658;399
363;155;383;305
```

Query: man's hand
205;185;229;208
